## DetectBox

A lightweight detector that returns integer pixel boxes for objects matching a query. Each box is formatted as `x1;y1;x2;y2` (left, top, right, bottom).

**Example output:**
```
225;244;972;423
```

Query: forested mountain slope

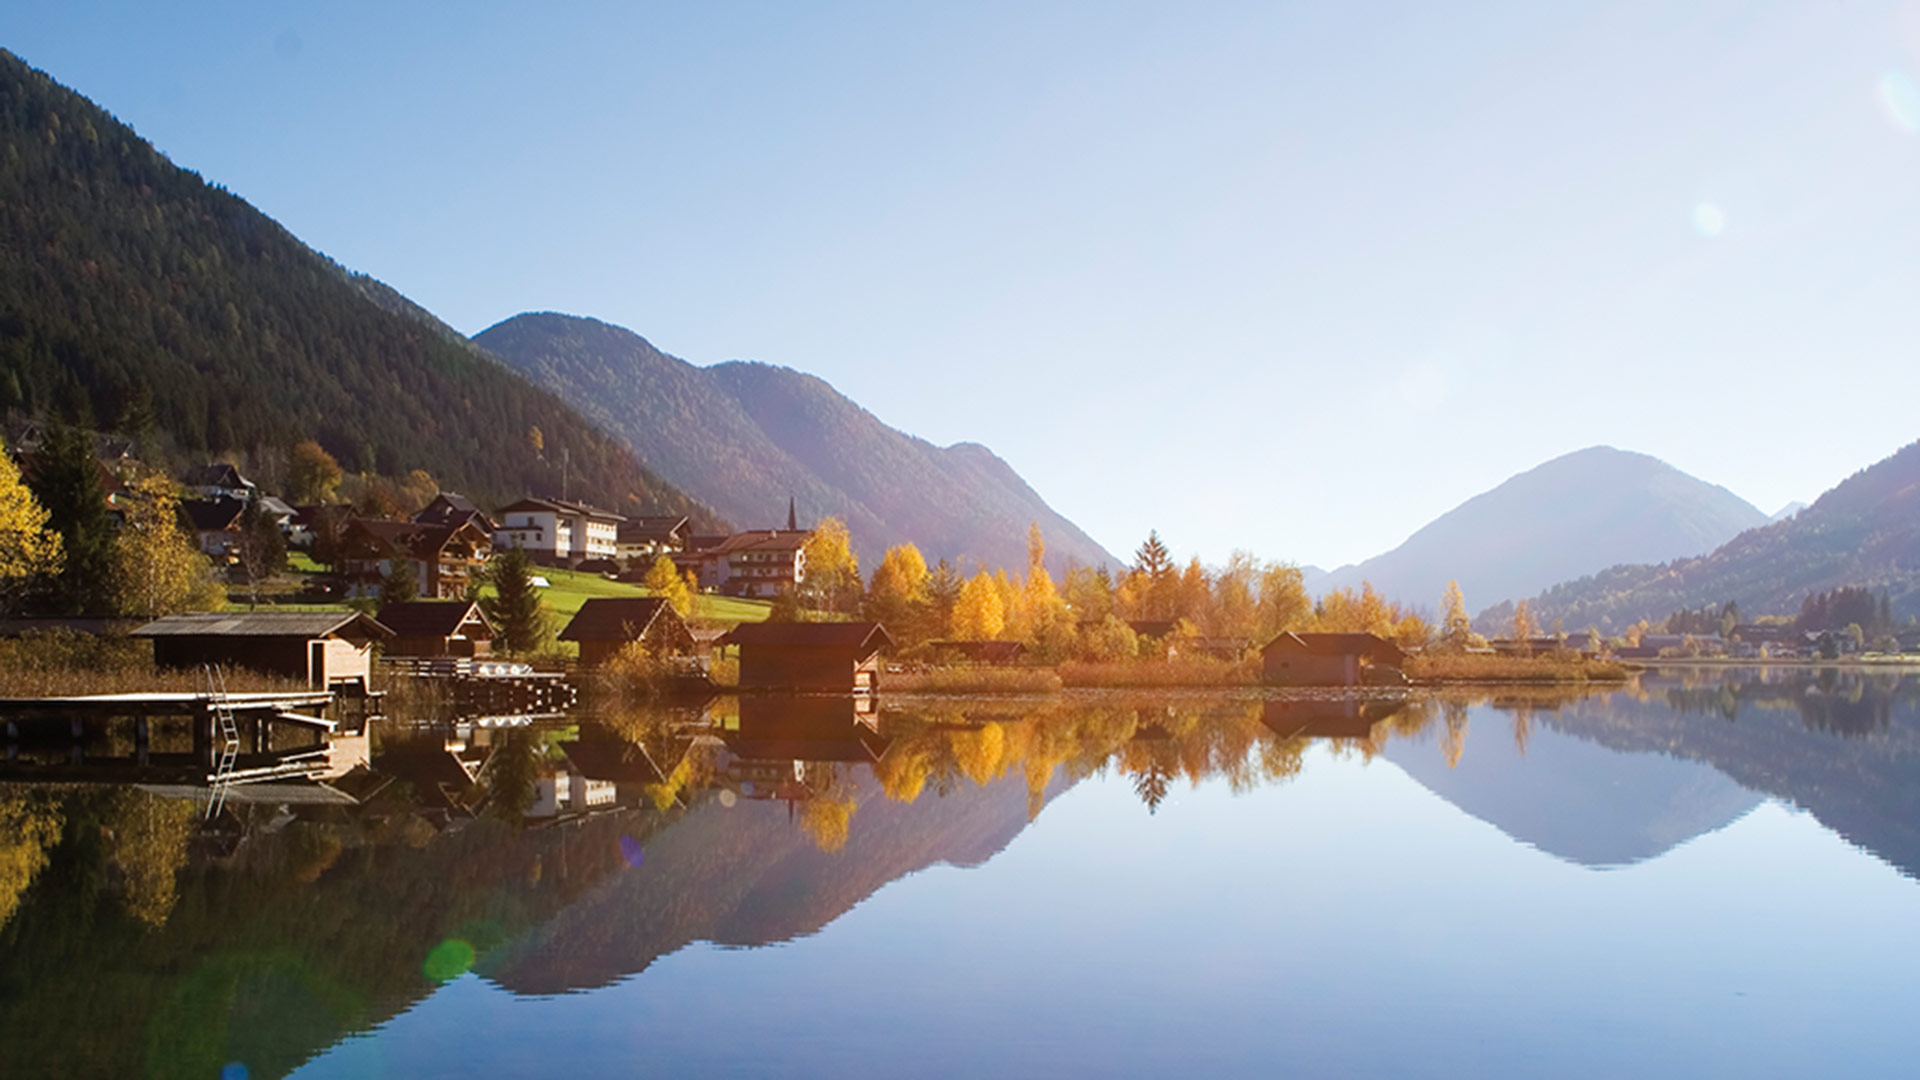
1487;438;1920;629
476;311;1121;572
1321;446;1765;613
0;49;715;523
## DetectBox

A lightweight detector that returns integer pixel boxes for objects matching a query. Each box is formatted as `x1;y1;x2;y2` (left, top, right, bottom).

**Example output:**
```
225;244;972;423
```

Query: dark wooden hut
375;600;493;658
131;611;392;687
558;597;696;668
1260;632;1406;687
721;621;892;693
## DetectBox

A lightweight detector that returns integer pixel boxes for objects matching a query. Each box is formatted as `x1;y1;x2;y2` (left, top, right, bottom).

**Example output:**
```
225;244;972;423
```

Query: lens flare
1692;202;1727;238
423;938;475;981
619;834;645;867
718;788;738;808
1881;71;1920;133
221;1065;250;1080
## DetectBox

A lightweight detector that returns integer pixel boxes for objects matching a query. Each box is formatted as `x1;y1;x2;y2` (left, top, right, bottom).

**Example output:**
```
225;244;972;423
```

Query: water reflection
3;667;1920;1077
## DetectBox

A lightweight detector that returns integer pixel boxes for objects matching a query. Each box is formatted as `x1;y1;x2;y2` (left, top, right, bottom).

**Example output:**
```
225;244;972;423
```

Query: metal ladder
206;664;240;820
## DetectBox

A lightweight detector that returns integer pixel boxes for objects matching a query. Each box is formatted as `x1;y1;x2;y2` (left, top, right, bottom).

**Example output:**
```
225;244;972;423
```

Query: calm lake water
4;668;1920;1078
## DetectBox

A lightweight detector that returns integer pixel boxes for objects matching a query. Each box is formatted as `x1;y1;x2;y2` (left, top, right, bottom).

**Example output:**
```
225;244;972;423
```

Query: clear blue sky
8;2;1920;574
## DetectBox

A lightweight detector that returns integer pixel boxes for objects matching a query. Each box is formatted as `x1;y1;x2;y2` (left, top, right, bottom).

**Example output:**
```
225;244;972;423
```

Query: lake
3;667;1919;1078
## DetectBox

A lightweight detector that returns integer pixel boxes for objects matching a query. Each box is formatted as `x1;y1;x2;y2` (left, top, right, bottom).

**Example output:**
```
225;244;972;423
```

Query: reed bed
885;666;1064;695
1056;657;1259;688
0;631;311;698
1403;652;1631;684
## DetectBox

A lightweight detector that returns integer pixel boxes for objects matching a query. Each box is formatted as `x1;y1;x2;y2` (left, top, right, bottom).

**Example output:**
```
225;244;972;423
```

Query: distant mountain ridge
0;50;718;524
1319;446;1766;613
476;312;1121;572
1492;437;1920;629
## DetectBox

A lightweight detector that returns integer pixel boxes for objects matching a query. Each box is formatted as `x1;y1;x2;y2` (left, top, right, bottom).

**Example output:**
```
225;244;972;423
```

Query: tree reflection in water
4;668;1920;1078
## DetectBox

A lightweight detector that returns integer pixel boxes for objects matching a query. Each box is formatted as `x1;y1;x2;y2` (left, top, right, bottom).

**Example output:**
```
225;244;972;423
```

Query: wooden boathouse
558;597;696;669
721;621;892;693
132;611;393;688
377;599;494;658
1260;632;1406;687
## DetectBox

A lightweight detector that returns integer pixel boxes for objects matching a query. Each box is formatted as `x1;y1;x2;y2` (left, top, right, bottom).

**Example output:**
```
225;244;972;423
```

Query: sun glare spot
1692;202;1727;238
1880;71;1920;132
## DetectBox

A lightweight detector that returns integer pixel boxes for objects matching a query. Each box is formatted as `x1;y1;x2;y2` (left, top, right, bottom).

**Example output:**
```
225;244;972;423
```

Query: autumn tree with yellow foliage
800;516;860;614
111;474;223;617
0;444;63;615
642;554;693;616
1004;523;1071;655
1511;599;1536;648
950;571;1006;640
865;542;933;645
1438;579;1474;652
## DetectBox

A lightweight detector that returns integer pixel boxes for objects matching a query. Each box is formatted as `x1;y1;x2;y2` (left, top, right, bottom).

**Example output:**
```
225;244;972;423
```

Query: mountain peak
475;314;1121;572
1319;448;1766;612
1505;437;1920;628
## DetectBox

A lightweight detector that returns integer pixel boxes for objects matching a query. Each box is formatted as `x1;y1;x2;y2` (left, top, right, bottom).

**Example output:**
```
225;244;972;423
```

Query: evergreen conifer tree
27;426;113;613
483;547;547;655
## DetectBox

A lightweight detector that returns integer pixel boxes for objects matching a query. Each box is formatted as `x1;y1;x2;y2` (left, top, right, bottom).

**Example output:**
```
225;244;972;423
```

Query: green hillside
474;311;1122;573
0;50;717;525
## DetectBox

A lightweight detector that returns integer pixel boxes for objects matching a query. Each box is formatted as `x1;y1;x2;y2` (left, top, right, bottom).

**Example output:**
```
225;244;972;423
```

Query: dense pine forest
0;49;719;525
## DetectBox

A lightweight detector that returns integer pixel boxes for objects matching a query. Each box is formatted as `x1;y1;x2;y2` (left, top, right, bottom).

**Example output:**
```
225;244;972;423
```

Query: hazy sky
9;2;1920;572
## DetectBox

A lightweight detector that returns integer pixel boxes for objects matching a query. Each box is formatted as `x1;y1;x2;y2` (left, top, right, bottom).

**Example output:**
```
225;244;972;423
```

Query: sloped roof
344;517;487;559
715;529;810;554
291;503;351;526
413;492;496;531
132;611;393;640
183;463;252;489
256;495;297;519
181;497;246;532
375;600;491;639
558;597;680;642
498;496;626;523
618;515;691;542
559;740;666;783
722;621;892;653
1260;632;1405;664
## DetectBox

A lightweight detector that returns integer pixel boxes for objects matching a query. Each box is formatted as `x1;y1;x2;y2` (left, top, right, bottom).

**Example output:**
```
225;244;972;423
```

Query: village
6;432;1918;832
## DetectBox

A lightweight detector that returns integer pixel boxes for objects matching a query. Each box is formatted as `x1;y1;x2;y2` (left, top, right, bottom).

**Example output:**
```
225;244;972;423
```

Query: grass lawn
249;562;771;629
475;566;771;626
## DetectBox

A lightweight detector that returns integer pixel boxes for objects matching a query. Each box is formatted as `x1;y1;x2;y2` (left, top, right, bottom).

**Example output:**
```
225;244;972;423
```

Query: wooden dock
0;690;364;786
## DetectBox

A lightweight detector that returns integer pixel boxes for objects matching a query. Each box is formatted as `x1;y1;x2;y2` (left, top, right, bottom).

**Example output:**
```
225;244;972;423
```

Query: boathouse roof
131;611;393;640
721;621;892;653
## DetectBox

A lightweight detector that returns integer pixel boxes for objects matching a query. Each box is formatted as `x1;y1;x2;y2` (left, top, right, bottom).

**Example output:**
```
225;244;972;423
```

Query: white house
678;529;811;598
493;497;625;564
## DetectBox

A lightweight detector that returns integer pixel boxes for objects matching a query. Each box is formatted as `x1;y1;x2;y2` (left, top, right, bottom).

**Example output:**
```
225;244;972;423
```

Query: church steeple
787;496;797;531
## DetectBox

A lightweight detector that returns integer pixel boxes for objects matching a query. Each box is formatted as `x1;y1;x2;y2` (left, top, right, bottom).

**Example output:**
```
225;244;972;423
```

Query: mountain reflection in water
2;668;1919;1078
